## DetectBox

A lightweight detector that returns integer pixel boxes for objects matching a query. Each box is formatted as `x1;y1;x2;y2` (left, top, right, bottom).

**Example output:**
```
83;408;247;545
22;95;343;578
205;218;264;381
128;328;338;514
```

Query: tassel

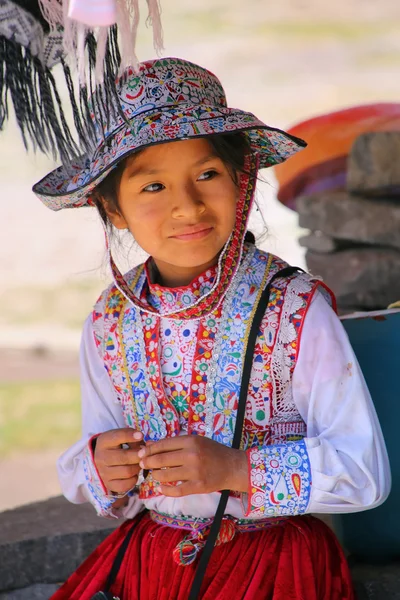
215;519;236;545
94;27;109;83
172;520;236;567
37;0;63;31
173;537;203;566
146;0;164;55
38;0;164;83
116;0;139;74
5;0;165;163
0;35;80;163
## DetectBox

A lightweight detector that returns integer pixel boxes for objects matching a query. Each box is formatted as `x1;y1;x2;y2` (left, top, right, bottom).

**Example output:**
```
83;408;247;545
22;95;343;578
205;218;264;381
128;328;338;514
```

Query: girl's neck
150;256;219;288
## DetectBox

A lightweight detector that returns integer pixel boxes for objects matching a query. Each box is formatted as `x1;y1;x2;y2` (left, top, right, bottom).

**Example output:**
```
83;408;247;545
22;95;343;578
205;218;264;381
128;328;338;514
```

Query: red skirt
50;513;354;600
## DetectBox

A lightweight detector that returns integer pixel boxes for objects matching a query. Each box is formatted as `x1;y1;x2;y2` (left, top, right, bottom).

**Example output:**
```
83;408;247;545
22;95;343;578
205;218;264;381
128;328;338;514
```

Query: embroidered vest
92;248;332;452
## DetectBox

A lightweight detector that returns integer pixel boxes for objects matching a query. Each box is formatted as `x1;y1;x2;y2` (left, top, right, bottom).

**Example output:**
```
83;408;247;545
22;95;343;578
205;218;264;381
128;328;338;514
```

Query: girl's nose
171;185;206;219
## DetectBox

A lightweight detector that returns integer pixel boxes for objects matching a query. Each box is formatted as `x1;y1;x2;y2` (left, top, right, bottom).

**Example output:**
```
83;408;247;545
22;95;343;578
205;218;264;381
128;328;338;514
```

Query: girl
33;57;390;600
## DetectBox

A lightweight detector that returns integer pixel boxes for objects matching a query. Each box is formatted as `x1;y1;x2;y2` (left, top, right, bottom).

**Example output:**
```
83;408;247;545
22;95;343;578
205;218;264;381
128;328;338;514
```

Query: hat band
90;100;228;163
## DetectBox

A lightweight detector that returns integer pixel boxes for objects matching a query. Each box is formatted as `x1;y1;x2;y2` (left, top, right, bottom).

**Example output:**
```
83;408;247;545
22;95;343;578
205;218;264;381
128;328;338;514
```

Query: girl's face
105;138;238;287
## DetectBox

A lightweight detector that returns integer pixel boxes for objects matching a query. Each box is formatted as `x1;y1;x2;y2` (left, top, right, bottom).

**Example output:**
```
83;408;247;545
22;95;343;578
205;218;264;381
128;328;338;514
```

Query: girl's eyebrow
126;165;162;178
193;153;219;166
127;154;220;179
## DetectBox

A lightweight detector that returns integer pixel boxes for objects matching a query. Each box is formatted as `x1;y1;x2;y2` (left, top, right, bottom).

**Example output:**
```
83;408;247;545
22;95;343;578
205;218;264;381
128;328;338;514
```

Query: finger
159;481;197;497
124;441;147;450
107;464;140;480
104;448;141;467
108;476;138;495
139;450;185;470
138;435;189;459
98;428;143;449
152;466;187;483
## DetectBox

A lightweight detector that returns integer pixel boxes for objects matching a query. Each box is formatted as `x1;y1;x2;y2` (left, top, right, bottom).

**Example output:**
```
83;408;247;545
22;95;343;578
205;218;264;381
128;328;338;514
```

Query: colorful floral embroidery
150;509;287;534
243;440;312;517
144;266;219;434
92;249;331;506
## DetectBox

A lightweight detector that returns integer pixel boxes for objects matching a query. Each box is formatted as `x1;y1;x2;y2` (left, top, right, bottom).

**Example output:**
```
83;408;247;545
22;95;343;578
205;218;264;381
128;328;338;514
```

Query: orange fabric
274;103;400;207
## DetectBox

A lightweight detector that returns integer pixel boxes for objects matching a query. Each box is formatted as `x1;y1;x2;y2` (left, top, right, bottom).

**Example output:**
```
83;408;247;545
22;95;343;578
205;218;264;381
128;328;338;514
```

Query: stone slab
0;496;120;592
305;248;400;310
351;562;400;600
297;192;400;250
0;584;60;600
299;232;346;253
347;132;400;196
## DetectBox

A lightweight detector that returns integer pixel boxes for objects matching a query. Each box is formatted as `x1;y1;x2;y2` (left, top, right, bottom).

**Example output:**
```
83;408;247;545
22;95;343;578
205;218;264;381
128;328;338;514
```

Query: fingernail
133;431;143;440
139;460;145;469
138;449;145;458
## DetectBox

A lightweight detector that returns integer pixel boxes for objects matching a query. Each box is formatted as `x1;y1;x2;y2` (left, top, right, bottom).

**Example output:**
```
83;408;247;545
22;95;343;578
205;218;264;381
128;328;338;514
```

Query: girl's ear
100;196;129;230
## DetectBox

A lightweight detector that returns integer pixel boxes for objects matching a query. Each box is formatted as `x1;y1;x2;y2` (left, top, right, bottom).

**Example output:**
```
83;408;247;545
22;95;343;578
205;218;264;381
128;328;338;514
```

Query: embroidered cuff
241;440;311;517
82;435;117;518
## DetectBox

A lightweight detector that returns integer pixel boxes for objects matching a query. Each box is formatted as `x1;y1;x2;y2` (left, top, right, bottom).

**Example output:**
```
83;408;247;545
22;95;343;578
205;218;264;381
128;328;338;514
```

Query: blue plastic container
338;309;400;562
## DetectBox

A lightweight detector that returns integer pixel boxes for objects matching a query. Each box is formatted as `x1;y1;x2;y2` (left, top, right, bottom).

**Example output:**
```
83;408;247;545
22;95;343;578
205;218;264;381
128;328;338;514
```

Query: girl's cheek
133;200;166;222
129;205;167;247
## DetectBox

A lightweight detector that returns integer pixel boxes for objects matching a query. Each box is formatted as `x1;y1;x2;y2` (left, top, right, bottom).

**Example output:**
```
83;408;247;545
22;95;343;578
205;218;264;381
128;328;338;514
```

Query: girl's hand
94;428;144;496
138;435;248;497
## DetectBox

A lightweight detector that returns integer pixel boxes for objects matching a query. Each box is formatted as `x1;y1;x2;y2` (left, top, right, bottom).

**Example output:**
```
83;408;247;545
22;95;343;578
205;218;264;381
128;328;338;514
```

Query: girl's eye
143;182;165;193
198;170;218;181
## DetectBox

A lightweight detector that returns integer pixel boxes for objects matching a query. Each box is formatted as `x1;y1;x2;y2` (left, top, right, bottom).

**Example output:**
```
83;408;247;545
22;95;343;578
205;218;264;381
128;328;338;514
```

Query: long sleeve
57;316;144;519
243;290;391;518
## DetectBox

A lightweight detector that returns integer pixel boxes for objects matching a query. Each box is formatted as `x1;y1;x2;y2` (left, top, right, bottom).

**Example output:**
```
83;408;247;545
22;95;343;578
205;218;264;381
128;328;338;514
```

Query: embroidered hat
33;57;306;211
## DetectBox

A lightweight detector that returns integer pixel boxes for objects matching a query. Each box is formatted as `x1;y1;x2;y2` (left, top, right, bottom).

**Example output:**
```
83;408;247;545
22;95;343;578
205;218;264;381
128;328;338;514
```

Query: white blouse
57;291;391;520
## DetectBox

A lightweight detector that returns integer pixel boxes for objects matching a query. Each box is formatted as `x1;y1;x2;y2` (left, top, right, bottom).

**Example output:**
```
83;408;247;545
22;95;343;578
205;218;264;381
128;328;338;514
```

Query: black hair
93;132;256;243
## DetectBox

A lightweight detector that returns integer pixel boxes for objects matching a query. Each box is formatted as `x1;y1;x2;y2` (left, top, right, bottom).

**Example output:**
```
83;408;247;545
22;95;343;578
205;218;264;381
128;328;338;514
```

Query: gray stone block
0;584;60;600
0;496;121;592
305;248;400;310
351;562;400;600
299;232;345;253
347;132;400;196
297;192;400;250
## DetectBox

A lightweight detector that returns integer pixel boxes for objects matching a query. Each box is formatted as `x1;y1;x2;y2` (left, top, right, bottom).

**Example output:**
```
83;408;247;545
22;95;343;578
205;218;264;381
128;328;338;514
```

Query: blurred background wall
1;0;400;511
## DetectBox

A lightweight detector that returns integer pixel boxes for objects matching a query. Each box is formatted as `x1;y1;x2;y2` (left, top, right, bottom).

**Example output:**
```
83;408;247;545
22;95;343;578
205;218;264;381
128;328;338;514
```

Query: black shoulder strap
103;509;147;593
188;266;302;600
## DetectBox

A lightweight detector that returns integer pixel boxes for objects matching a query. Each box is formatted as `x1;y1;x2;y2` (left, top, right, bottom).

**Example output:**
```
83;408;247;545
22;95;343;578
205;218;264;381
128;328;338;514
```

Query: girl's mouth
171;226;214;241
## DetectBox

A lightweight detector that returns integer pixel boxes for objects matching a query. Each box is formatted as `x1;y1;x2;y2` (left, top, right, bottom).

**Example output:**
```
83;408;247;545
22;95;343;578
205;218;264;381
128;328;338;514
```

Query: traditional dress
52;245;390;600
32;56;390;600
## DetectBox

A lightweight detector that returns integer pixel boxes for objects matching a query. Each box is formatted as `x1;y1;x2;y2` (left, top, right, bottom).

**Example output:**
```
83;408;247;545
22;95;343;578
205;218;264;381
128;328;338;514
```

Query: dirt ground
0;349;79;383
0;350;79;511
2;0;400;512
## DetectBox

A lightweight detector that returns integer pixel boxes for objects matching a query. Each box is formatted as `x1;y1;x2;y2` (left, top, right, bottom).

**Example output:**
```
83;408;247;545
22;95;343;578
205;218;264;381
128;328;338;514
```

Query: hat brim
33;105;306;211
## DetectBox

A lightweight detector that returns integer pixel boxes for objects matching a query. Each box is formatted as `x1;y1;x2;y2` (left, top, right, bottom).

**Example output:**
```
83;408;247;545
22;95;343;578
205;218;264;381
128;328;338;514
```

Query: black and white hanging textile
0;0;163;164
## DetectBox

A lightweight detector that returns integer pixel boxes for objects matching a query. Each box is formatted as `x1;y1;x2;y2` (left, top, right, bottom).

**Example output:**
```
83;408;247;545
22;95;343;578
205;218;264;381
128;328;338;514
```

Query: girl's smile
102;138;238;287
169;224;214;241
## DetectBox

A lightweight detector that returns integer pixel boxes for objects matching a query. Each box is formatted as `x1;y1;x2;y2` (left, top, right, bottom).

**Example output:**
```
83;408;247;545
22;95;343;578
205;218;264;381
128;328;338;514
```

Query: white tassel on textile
115;0;140;75
38;0;164;84
146;0;163;55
